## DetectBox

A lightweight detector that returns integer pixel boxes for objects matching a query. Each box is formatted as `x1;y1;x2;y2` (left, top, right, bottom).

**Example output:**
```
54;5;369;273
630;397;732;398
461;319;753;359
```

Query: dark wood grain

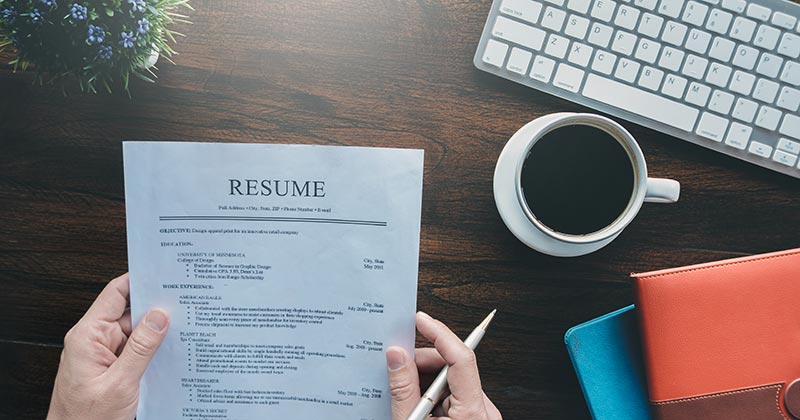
1;0;799;419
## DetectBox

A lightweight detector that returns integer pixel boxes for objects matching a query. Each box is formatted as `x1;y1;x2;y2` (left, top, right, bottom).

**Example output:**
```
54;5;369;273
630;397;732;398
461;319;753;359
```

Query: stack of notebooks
566;248;800;420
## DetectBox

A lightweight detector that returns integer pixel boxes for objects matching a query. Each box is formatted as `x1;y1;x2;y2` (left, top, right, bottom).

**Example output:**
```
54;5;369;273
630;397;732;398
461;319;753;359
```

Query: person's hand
47;273;169;420
386;312;502;420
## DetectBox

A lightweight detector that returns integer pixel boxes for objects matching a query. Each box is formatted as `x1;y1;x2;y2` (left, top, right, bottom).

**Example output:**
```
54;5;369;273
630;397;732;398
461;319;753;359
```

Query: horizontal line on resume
158;216;387;227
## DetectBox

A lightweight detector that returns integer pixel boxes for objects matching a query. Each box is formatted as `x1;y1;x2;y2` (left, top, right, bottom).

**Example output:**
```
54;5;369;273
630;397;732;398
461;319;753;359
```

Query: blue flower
97;45;113;60
30;8;44;24
137;18;149;34
70;3;87;20
1;8;17;24
128;0;145;12
119;31;136;48
40;0;57;8
87;25;105;44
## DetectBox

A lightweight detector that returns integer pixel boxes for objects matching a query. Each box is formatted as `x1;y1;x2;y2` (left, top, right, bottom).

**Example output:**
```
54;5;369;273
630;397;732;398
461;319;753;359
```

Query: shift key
779;114;800;140
492;16;547;51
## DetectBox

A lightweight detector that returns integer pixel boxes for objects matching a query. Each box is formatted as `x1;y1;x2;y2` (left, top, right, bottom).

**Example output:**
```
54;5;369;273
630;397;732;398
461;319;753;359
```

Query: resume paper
123;142;424;420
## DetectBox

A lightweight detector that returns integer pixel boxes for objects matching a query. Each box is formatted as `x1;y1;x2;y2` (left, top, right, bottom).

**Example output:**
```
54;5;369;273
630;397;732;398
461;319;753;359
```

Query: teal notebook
564;306;651;420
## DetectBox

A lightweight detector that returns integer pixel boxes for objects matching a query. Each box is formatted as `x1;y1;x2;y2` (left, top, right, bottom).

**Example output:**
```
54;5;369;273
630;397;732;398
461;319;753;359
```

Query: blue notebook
564;306;651;420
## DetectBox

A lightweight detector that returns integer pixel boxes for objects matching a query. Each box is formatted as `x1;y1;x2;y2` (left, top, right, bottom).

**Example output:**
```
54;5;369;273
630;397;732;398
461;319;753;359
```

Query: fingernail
145;309;168;332
417;311;432;320
386;347;407;371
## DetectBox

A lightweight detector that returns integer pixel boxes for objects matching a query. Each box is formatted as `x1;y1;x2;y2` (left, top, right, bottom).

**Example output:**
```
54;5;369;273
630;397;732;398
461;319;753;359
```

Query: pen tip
479;309;496;331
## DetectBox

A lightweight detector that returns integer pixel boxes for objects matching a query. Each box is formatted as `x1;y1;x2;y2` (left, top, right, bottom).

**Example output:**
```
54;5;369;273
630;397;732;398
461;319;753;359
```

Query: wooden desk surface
1;1;798;418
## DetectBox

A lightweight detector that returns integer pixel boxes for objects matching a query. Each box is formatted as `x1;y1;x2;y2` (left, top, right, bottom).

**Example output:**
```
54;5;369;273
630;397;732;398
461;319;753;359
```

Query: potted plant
0;0;192;94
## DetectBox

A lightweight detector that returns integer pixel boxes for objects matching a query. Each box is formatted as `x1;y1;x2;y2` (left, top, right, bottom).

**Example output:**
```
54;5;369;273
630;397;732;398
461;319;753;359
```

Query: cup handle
644;178;680;203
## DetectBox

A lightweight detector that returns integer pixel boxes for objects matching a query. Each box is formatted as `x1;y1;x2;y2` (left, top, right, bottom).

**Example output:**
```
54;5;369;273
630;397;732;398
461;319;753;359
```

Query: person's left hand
47;273;169;420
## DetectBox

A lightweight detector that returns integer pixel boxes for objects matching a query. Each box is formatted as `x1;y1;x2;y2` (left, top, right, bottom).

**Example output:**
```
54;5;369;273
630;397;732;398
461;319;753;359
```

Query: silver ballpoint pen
405;309;497;420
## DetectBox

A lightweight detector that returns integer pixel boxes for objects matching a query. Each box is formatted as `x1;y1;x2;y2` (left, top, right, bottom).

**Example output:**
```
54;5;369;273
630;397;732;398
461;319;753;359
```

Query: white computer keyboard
474;0;800;179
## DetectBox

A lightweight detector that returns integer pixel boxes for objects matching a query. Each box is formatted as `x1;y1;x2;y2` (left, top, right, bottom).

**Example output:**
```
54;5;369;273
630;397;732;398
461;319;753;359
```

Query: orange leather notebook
632;249;800;420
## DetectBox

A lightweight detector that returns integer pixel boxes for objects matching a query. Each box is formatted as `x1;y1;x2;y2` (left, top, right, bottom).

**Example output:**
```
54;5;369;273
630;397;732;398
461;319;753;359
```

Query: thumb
386;346;421;420
110;309;169;384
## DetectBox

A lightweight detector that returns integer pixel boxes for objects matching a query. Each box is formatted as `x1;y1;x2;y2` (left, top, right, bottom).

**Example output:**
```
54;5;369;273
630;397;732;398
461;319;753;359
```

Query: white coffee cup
493;113;680;257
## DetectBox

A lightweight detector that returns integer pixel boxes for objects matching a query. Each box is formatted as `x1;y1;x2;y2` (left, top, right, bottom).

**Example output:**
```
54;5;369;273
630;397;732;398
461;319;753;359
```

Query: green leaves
0;0;192;95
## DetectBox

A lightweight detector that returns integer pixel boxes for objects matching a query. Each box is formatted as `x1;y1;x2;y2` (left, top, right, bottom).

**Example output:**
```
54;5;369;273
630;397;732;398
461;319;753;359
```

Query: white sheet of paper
123;142;424;420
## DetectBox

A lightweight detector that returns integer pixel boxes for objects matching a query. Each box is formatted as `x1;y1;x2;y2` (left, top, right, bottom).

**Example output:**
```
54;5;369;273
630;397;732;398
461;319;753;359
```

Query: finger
386;346;421;420
414;348;446;373
484;393;502;420
119;308;132;336
108;309;169;385
84;273;131;323
416;312;486;415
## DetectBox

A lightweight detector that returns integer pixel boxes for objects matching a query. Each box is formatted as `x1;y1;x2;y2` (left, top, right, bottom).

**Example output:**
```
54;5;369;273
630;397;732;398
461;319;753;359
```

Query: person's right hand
385;312;502;420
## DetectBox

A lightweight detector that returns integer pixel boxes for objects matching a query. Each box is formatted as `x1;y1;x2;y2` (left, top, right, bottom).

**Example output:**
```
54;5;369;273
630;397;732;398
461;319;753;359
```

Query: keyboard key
729;70;755;95
507;47;533;74
777;34;800;59
686;29;712;54
753;25;781;50
568;42;594;66
591;0;617;22
662;73;688;98
568;0;593;13
615;5;640;30
588;22;615;47
685;81;712;106
612;30;638;55
696;112;729;141
592;50;618;74
658;0;685;19
778;138;800;154
730;17;757;43
682;1;708;27
771;12;797;31
542;6;567;31
755;53;783;78
659;46;685;71
781;62;799;86
732;98;758;122
708;89;734;114
745;4;770;22
493;16;547;51
583;73;699;131
500;0;543;24
708;37;735;62
553;63;585;92
732;45;758;70
530;55;557;82
755;105;782;130
777;87;800;112
639;66;664;90
748;141;773;157
635;38;661;63
615;57;641;82
545;34;571;58
662;21;688;46
546;0;565;5
638;13;664;37
753;79;779;103
720;0;745;13
483;39;509;67
682;54;708;79
634;0;658;10
705;62;731;87
773;149;798;167
566;15;591;39
705;8;732;34
725;122;752;149
780;114;800;140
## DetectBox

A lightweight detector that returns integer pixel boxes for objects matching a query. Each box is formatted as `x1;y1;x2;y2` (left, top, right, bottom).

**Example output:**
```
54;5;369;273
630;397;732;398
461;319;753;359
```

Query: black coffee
520;124;634;235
